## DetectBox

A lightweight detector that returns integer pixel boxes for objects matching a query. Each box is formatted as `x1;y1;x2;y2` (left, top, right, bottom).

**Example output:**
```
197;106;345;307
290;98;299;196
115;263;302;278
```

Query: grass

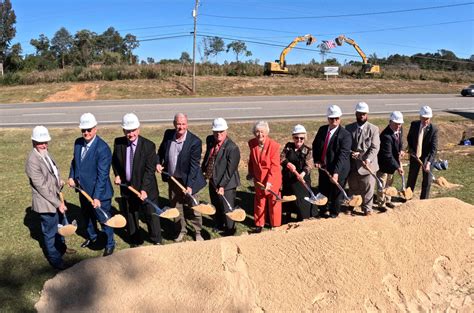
0;115;473;312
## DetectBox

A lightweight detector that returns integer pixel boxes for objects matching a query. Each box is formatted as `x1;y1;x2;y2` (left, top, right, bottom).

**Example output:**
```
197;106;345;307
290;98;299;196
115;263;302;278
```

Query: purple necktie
125;143;135;182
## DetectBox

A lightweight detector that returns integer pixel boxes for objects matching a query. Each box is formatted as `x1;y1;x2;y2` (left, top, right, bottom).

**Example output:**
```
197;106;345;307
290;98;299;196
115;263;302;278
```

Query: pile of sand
36;198;473;312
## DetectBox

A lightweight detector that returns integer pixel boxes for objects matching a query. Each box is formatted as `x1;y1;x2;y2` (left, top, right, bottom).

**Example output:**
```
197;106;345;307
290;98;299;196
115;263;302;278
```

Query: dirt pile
36;198;473;312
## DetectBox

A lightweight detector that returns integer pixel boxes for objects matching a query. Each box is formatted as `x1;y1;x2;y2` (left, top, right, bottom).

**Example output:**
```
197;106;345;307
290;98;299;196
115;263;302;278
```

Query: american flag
322;40;336;50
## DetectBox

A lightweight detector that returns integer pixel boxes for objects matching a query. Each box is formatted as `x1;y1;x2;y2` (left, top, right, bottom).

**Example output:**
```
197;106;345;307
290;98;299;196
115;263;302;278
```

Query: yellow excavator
335;35;380;74
264;34;316;75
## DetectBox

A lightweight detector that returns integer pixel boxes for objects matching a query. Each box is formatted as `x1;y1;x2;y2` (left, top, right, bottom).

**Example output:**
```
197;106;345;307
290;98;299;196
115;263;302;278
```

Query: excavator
334;35;380;74
264;34;316;75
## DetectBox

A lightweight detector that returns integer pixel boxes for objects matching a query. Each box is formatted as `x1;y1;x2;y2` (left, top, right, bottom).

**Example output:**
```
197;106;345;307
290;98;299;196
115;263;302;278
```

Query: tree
51;27;73;68
73;29;97;66
98;27;123;54
179;51;192;64
146;57;155;64
30;34;50;55
4;42;22;71
0;0;16;63
226;40;252;62
203;36;224;62
123;33;139;64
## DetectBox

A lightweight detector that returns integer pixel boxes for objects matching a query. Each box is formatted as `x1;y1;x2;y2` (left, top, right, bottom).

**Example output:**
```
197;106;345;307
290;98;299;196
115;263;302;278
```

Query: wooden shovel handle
75;187;94;204
127;185;141;197
170;176;187;193
60;192;65;204
255;181;266;190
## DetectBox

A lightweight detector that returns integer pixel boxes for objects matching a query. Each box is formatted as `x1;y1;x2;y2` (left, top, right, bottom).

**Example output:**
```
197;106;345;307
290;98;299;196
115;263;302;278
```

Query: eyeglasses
329;117;340;121
293;136;305;140
81;128;94;133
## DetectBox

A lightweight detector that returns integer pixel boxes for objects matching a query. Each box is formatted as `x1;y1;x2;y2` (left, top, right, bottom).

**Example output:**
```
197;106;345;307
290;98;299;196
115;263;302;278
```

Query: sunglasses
81;128;94;133
293;136;305;140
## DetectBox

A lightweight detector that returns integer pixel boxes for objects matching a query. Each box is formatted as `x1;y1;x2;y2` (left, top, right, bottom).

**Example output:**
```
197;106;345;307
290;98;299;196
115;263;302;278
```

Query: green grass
1;115;473;311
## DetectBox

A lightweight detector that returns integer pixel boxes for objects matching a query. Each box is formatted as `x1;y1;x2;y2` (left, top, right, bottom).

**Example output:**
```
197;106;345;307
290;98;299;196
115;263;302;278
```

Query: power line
201;2;474;20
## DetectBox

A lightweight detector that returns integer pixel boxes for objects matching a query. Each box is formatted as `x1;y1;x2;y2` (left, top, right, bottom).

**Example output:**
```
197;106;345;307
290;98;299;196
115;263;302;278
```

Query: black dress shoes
250;226;262;234
103;246;114;257
81;238;97;248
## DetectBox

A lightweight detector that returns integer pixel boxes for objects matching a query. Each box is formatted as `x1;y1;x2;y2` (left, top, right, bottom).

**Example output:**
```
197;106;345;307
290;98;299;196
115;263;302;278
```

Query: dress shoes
174;232;186;242
195;233;204;241
153;242;162;246
80;238;97;248
103;246;114;257
52;262;69;271
329;213;339;218
250;226;262;234
386;202;396;209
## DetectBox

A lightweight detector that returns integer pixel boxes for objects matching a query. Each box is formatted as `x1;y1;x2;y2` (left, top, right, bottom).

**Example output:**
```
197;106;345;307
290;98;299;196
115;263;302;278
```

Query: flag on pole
322;40;336;50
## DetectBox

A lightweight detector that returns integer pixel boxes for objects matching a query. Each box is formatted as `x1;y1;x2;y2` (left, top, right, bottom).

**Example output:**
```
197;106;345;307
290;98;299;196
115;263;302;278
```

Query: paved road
1;94;472;128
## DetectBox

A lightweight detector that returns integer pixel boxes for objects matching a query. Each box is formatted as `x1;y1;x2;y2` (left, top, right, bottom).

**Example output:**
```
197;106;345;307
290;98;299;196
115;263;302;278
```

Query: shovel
162;172;216;215
362;163;398;197
219;193;246;222
72;185;127;228
57;192;77;237
119;184;179;220
399;174;413;200
287;166;327;205
412;155;448;186
320;167;363;207
255;181;296;202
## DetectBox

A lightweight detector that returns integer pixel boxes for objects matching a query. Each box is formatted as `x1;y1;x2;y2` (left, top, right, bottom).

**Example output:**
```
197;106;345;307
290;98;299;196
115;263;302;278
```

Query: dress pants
168;180;202;235
39;212;66;268
407;157;432;199
317;168;345;216
348;172;375;213
254;186;282;227
209;185;236;231
80;196;115;249
376;172;394;205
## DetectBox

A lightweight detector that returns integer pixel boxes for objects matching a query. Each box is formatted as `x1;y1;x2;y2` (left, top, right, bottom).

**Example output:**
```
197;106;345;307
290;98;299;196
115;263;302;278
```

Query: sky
11;0;474;65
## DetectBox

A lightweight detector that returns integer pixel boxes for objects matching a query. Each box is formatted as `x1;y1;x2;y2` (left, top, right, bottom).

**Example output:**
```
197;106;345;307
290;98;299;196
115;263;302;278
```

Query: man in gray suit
25;126;74;270
345;102;380;215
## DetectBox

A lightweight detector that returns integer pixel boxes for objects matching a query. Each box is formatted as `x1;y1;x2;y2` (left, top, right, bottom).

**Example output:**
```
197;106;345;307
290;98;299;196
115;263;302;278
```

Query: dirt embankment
36;198;473;312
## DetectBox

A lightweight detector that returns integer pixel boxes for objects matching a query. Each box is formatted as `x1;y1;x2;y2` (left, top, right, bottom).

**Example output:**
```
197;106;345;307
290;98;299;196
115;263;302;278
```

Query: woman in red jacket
247;121;282;232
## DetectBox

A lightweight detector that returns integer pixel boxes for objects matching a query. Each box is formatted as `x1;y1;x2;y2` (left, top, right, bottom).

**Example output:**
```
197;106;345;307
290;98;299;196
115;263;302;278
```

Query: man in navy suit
68;113;115;256
312;105;352;218
156;113;206;242
406;106;438;199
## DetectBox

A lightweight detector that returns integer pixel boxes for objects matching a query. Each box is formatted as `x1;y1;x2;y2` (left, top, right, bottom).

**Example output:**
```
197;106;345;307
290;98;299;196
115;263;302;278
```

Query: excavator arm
335;35;380;74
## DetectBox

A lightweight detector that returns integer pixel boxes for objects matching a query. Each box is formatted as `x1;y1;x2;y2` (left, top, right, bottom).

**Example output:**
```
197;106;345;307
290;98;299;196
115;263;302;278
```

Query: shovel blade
192;203;216;215
400;187;413;200
383;187;398;197
277;195;297;203
304;193;328;206
226;208;246;222
105;214;127;228
58;224;77;237
346;195;363;207
159;207;180;220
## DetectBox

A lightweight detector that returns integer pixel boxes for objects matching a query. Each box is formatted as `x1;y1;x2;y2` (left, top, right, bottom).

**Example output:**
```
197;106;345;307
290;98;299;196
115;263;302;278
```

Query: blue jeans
80;196;115;249
40;212;66;268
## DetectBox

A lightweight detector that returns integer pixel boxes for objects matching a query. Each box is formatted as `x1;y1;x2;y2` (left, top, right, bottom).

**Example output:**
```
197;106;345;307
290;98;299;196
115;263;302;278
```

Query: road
1;94;472;128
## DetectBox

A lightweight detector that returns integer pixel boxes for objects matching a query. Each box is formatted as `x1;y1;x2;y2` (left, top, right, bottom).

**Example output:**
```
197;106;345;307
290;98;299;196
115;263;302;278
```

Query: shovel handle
169;176;188;193
288;166;316;198
256;181;281;200
411;154;436;179
320;167;350;200
73;186;94;204
219;193;234;212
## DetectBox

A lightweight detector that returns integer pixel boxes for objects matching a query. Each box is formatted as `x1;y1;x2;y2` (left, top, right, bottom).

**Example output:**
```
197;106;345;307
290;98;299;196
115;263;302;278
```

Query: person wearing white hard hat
68;113;116;256
26;126;75;270
312;105;352;218
201;118;241;236
406;105;438;199
345;102;380;216
112;113;162;246
280;124;316;221
376;111;405;209
156;113;207;242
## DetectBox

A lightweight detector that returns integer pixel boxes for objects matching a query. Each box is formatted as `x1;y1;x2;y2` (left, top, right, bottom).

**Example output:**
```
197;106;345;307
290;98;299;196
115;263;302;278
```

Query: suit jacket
378;126;403;174
248;137;282;190
345;121;380;175
407;121;438;163
112;135;159;200
312;125;352;178
157;129;206;193
202;135;241;190
25;149;62;213
69;135;113;201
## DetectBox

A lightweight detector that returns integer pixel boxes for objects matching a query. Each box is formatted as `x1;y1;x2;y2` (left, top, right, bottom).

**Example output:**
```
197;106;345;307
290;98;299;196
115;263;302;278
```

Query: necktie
416;126;424;158
81;144;88;161
321;130;331;165
126;143;135;182
205;145;219;179
394;132;399;144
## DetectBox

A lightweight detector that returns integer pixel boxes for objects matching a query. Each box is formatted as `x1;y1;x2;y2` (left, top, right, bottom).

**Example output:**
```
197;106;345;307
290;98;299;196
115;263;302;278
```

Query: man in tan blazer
345;102;380;215
25;126;74;270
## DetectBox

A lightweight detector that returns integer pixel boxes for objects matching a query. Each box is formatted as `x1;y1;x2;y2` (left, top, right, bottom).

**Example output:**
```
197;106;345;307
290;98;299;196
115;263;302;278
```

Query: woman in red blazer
247;121;282;232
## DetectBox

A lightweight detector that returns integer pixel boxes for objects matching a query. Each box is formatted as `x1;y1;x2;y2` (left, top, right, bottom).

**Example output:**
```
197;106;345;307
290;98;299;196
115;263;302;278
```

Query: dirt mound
36;198;473;312
44;83;99;102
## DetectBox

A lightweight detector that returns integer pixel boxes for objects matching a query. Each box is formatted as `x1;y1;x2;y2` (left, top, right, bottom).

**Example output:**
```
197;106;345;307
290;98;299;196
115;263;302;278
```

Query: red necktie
321;130;331;165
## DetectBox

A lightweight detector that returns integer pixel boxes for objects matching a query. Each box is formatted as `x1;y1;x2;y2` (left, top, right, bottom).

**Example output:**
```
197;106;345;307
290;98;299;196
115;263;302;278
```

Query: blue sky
13;0;474;65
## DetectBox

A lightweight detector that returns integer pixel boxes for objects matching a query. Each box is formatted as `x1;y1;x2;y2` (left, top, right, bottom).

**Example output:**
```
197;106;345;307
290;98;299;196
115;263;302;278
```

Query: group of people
26;104;437;270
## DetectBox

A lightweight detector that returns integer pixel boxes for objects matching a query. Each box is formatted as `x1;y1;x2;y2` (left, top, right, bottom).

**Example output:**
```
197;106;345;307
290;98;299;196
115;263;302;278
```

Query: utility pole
192;0;199;94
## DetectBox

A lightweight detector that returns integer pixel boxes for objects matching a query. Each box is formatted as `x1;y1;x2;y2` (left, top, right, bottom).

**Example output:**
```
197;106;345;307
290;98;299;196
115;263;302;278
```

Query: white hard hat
212;118;228;131
31;125;51;142
355;101;369;113
122;113;140;130
390;111;404;124
79;113;97;129
292;124;307;134
420;106;433;118
327;105;342;118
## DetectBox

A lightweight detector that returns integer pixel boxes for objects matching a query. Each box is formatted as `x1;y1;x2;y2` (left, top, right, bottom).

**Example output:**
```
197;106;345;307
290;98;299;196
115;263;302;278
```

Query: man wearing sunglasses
68;113;115;256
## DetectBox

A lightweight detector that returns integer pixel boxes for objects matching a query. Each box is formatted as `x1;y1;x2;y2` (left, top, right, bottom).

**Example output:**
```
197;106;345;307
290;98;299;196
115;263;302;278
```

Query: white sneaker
174;232;185;242
195;233;204;241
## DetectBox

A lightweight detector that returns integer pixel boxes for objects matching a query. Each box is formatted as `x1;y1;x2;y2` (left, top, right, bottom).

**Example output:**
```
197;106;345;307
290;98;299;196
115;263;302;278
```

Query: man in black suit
112;113;162;246
406;106;438;199
377;111;405;209
312;105;352;218
202;118;241;236
156;113;207;242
